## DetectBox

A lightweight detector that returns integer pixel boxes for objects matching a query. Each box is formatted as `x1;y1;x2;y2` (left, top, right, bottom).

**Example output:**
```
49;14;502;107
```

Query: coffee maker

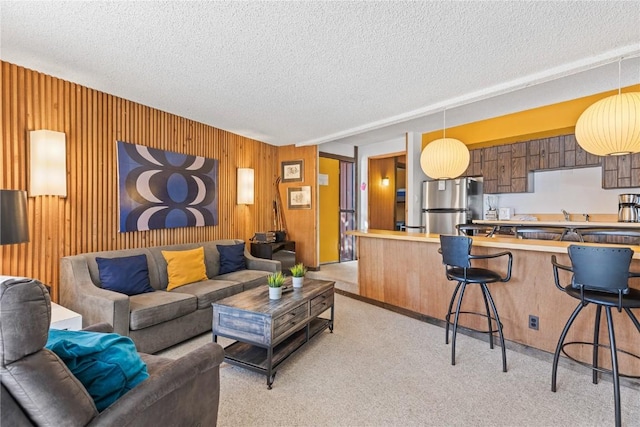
618;193;639;222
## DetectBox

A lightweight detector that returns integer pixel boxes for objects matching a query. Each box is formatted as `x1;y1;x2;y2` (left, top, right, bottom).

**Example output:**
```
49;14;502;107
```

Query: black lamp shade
0;190;29;245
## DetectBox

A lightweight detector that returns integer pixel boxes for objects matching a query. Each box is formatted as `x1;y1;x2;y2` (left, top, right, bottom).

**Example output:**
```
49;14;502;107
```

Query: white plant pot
292;276;304;288
269;287;282;300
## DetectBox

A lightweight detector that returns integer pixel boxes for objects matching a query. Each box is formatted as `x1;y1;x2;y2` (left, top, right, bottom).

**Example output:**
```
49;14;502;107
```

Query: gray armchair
1;278;224;426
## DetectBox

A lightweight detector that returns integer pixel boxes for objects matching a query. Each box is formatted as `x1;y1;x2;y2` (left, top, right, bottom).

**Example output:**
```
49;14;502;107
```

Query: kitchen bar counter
350;229;640;258
350;229;640;374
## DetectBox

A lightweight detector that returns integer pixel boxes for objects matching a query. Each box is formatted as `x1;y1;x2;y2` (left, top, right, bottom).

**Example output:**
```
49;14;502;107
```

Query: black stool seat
445;267;503;284
551;245;640;427
439;235;513;372
564;286;640;308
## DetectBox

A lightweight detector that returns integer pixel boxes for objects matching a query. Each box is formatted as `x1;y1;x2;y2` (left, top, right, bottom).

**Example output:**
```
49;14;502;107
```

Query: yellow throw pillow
162;247;208;291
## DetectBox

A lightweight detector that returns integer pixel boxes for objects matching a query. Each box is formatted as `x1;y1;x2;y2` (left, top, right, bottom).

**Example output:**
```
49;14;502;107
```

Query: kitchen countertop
348;229;640;258
473;220;640;228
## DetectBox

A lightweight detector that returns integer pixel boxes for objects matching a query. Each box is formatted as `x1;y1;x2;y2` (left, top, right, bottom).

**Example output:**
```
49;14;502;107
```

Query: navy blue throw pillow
217;243;246;275
96;254;155;296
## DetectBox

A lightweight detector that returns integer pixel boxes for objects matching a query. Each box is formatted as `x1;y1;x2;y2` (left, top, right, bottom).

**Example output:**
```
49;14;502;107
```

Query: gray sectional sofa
60;239;280;353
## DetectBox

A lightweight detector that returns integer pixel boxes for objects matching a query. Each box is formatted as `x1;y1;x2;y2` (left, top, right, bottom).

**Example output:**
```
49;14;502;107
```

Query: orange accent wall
319;157;340;263
422;85;640;149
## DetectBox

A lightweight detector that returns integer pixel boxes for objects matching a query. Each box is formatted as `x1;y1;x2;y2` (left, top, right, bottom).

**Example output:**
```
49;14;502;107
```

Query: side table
250;240;296;272
51;302;83;330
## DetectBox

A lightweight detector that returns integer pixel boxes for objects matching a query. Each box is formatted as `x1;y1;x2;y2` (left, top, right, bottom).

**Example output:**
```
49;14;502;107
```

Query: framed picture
281;160;303;182
287;186;311;209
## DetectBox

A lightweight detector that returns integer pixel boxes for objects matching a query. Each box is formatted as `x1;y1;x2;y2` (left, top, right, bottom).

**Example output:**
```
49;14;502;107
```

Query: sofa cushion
217;243;247;274
96;254;155;296
129;291;197;330
216;269;271;291
200;239;244;278
162;247;208;291
46;329;149;411
171;279;244;309
83;248;162;290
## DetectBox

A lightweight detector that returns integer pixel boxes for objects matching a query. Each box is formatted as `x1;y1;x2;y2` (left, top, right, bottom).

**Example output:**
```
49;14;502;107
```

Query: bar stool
438;235;513;372
456;223;497;237
551;245;640;427
576;228;640;246
514;226;578;242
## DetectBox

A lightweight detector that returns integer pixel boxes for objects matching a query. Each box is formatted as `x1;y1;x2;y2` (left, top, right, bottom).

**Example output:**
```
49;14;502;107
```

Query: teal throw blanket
46;329;149;411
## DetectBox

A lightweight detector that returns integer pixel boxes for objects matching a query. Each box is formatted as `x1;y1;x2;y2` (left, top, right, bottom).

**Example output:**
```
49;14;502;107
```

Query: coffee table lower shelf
221;317;332;386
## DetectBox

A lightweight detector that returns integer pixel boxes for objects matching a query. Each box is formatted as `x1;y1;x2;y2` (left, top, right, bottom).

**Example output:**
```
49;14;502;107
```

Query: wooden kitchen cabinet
510;142;530;193
563;134;601;168
497;145;511;193
602;153;640;188
462;148;482;177
539;136;564;169
481;146;498;193
484;142;531;194
474;133;637;193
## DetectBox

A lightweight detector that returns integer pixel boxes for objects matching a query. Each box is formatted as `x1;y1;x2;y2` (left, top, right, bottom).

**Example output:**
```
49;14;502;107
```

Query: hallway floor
307;261;358;294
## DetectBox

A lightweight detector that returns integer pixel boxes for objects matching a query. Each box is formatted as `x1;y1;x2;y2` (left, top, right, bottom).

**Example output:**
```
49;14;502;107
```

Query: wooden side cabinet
250;241;296;272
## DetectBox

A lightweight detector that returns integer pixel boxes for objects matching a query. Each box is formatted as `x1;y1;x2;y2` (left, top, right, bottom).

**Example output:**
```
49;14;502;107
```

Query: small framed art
287;186;311;209
281;160;303;183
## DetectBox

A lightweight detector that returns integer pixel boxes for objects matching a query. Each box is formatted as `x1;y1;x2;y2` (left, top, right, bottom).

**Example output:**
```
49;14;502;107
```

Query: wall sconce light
29;130;67;197
381;177;390;186
420;109;469;179
237;168;255;205
0;189;29;245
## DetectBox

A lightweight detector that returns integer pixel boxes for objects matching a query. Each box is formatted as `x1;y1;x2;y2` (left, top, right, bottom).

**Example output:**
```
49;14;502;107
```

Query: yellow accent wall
319;157;340;263
422;85;640;149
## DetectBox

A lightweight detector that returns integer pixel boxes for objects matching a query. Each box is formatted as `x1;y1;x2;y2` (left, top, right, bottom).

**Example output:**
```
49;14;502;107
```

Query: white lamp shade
420;138;470;179
575;92;640;156
29;130;67;197
237;168;254;205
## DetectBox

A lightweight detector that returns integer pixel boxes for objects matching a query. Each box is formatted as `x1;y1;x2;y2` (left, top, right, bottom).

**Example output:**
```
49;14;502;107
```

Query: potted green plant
289;263;307;288
267;272;285;299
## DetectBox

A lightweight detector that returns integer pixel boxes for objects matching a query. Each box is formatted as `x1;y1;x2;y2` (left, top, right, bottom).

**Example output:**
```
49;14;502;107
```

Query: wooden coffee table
212;278;334;388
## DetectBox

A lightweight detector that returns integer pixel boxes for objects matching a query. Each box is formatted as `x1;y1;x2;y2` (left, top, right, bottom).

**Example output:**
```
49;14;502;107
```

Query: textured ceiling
1;1;639;148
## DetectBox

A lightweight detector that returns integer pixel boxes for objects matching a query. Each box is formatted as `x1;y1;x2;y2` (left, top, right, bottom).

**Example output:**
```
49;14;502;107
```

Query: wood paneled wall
277;145;318;268
1;61;284;301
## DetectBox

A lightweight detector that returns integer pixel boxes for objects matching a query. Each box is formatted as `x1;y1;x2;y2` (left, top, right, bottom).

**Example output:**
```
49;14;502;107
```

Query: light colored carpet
307;261;358;294
158;289;640;426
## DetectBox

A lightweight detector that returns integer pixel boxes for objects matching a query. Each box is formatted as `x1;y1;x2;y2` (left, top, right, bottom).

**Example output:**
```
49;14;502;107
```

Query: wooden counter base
352;230;640;376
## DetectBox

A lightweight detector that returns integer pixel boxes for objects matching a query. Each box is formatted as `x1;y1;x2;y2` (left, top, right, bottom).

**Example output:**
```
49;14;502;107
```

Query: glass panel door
339;160;356;262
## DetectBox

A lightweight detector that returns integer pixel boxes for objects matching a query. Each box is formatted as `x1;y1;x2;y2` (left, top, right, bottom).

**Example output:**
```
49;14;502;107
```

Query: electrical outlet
528;315;539;330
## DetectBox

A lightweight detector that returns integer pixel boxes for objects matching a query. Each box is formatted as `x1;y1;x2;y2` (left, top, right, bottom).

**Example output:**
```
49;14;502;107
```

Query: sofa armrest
88;342;225;427
244;251;281;273
59;256;130;336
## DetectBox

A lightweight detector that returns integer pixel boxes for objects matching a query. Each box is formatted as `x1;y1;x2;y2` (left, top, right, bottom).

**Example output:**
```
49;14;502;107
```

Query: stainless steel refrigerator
421;178;483;235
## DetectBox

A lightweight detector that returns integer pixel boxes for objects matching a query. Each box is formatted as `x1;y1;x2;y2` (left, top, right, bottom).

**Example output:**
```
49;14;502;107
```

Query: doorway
319;154;356;264
368;154;406;230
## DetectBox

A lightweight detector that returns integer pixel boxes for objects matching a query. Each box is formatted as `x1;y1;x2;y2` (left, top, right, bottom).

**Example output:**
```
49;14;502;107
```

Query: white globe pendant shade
420;138;470;179
575;92;640;156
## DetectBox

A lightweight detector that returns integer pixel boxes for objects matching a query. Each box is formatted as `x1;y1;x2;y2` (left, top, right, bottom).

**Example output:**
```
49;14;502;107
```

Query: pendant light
575;60;640;156
420;109;470;179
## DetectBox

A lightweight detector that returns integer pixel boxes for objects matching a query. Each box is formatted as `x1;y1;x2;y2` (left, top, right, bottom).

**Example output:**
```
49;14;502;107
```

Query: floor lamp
0;189;29;245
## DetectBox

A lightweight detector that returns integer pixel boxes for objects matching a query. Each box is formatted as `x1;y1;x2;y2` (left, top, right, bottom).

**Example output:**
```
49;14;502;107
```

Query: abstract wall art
117;141;218;232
